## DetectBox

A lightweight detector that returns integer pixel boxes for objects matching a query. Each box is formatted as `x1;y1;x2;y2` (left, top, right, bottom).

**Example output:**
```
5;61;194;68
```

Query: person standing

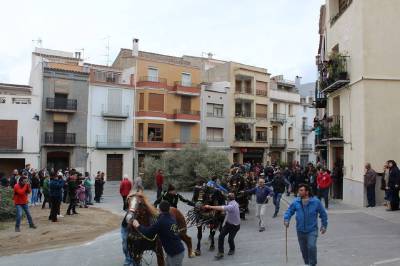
387;160;400;211
268;171;290;218
121;208;134;266
132;201;185;266
364;163;377;207
204;192;241;260
316;168;332;209
1;172;9;187
41;174;51;209
284;184;328;266
119;175;132;211
66;174;78;215
244;179;273;231
30;172;40;206
155;169;164;199
84;172;94;206
9;169;19;188
94;172;102;203
13;174;36;232
100;172;106;200
49;172;64;222
133;173;144;192
154;184;193;208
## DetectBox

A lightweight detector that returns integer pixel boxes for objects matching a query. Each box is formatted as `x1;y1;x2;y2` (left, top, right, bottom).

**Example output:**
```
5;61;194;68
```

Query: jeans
31;188;39;204
318;188;329;209
297;230;318;266
166;251;184;266
273;192;283;214
49;197;61;222
366;184;376;207
67;198;77;214
255;203;267;228
15;204;34;229
121;226;134;266
218;222;240;253
122;196;128;211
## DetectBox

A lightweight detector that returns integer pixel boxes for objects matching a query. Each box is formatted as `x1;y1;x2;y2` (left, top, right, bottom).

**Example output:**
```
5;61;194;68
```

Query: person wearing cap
132;201;185;266
120;175;132;211
154;184;193;208
13;174;36;232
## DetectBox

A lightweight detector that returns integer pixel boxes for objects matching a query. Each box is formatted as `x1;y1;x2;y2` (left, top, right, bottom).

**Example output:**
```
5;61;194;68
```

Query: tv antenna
103;36;111;66
32;38;43;47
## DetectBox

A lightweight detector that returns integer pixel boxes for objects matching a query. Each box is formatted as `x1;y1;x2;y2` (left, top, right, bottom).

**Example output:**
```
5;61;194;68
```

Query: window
256;127;268;142
148;124;163;142
207;103;223;117
206;127;223;142
148;67;159;82
148;93;164;112
256;104;268;119
303;106;307;113
300;98;306;104
181;73;191;86
12;98;31;104
0;97;5;104
256;81;268;97
288;104;293;116
139;93;145;110
288;127;293;141
94;70;121;84
138;123;144;141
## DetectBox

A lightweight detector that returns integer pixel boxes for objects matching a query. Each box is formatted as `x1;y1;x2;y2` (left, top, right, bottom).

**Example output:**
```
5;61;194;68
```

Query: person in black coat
66;175;78;215
387;160;400;211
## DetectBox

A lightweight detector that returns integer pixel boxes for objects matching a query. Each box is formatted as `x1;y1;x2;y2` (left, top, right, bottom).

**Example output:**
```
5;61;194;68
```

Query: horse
125;191;195;266
186;184;226;256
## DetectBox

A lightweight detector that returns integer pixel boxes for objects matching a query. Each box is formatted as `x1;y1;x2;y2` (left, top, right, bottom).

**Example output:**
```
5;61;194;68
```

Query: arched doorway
47;151;70;171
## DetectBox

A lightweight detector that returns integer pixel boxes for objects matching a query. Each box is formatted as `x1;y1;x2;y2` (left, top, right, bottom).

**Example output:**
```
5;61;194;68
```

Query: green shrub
0;187;16;221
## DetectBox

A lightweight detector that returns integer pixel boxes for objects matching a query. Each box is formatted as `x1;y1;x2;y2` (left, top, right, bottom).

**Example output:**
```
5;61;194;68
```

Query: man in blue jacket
244;178;273;232
132;201;185;266
284;183;328;266
48;172;65;222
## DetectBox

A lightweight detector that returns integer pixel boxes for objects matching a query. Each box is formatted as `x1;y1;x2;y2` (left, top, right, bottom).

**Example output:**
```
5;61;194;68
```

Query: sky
0;0;324;85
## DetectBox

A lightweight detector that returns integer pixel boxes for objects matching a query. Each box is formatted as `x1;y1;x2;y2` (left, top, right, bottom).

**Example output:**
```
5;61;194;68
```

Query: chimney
207;52;213;59
75;51;81;59
132;38;139;57
295;75;302;88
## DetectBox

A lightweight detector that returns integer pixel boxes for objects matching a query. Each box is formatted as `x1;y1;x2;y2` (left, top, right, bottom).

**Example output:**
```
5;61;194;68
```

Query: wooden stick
285;226;288;263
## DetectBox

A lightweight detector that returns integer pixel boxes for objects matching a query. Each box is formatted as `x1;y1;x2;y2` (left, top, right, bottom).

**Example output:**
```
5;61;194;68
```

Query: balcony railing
137;76;167;87
301;125;313;135
96;135;133;149
270;113;286;123
46;98;77;112
315;86;327;108
256;113;268;120
101;104;129;119
0;136;23;152
320;54;350;93
256;90;268;97
173;81;199;88
256;136;268;143
173;109;200;116
325;115;343;139
235;135;253;142
235;111;254;118
44;132;76;145
136;138;200;149
301;144;313;151
269;138;287;148
235;88;253;95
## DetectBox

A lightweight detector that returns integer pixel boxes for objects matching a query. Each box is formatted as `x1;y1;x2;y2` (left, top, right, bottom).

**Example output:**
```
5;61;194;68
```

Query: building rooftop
44;62;89;74
0;83;32;94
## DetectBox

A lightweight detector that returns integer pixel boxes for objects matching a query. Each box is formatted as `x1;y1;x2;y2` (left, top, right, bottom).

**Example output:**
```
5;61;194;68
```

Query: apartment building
30;48;90;172
0;83;40;174
269;75;301;165
113;42;201;168
86;64;135;180
316;0;400;205
200;81;231;150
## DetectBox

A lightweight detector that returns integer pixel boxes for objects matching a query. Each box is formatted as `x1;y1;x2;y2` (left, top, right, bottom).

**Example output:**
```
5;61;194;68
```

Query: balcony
325;115;343;140
256;135;268;143
301;144;313;151
270;113;286;124
136;138;199;150
46;98;77;113
269;138;287;148
172;109;200;122
137;76;167;88
320;54;350;94
256;113;268;121
315;87;327;108
101;104;129;120
235;135;254;142
0;136;23;153
301;125;313;135
256;90;268;97
91;70;129;86
172;81;200;96
96;135;133;149
44;132;76;146
235;111;255;123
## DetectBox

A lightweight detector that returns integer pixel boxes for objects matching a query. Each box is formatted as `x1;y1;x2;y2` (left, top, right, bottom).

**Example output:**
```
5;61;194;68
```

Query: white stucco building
0;83;41;174
200;81;231;151
86;65;135;180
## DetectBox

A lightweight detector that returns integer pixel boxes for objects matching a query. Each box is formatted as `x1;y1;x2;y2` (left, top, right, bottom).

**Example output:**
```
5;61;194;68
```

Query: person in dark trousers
94;173;103;203
387;160;400;211
154;184;194;208
13;175;36;232
49;172;64;222
155;169;164;199
284;184;328;266
119;175;132;211
268;171;290;218
364;163;377;207
30;172;40;206
42;174;51;209
66;175;78;215
132;201;185;266
121;208;134;266
316;168;332;209
100;172;106;199
204;192;241;260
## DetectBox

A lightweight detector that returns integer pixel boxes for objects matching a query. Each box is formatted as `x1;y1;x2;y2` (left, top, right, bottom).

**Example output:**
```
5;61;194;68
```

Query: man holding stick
283;184;328;266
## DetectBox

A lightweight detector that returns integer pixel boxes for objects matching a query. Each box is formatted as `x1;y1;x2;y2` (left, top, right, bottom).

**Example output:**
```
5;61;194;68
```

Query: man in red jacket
155;169;164;199
317;168;332;209
13;175;36;232
120;175;132;211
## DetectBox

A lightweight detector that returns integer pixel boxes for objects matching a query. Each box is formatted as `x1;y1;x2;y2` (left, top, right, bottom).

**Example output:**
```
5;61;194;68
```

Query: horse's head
126;191;158;224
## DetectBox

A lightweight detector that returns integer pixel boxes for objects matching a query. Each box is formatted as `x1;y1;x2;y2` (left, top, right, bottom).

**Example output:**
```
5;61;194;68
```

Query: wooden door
107;154;123;181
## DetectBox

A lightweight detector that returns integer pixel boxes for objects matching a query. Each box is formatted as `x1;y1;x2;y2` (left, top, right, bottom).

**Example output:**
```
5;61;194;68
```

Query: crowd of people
0;164;106;232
